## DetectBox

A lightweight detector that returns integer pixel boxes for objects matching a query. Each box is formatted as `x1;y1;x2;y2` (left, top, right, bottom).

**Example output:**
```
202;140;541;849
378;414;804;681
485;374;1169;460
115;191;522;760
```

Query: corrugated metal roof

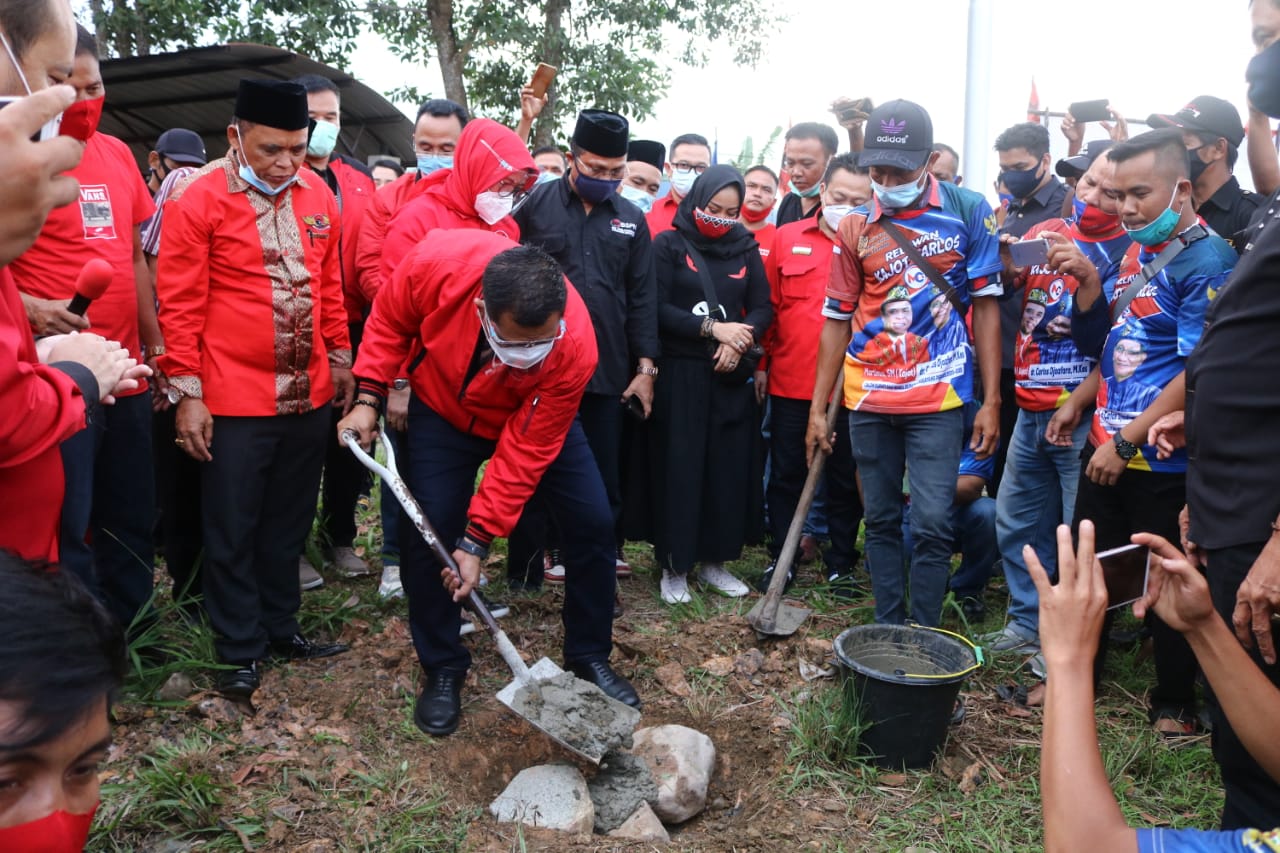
99;43;414;169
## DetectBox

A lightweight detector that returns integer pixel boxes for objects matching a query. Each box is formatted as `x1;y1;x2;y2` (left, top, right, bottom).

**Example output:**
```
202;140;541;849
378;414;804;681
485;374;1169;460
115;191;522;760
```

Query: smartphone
620;394;646;421
1009;238;1050;268
1069;99;1112;123
527;63;557;99
0;95;61;141
1098;543;1151;610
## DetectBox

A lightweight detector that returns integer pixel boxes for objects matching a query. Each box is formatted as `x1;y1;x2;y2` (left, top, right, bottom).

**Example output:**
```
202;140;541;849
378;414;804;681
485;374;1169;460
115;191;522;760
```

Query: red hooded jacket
355;229;597;546
379;119;534;284
354;171;428;301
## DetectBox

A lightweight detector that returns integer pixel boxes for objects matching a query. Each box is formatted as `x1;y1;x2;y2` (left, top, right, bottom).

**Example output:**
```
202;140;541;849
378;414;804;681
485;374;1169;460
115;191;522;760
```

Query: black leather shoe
567;659;641;709
269;633;350;661
215;661;259;700
415;668;465;736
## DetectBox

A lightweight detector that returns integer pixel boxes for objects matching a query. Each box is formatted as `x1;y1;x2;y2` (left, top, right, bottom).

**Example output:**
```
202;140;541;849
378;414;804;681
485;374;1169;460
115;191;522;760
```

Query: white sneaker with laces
660;569;691;605
378;564;404;599
697;563;750;597
543;548;566;583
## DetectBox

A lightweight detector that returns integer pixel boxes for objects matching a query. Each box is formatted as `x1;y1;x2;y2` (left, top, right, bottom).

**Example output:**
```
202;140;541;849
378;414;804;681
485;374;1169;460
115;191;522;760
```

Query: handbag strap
680;237;727;321
879;219;967;315
1109;223;1207;324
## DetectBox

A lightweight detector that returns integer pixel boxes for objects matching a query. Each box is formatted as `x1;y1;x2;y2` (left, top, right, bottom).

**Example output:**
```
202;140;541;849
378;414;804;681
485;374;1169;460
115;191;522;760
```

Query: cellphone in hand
0;95;61;141
1069;99;1112;123
1098;543;1151;610
1008;238;1050;269
527;63;557;99
620;393;645;421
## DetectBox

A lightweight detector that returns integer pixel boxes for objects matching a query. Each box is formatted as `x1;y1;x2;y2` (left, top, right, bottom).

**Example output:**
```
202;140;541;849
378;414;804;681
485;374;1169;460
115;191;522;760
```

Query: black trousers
318;322;368;548
988;368;1018;498
153;405;203;607
201;408;329;662
1206;541;1280;830
1073;443;1196;714
401;397;615;672
765;396;863;573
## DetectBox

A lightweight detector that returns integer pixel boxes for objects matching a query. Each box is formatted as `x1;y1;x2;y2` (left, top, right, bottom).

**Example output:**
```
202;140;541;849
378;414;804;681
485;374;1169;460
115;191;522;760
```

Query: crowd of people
6;0;1280;846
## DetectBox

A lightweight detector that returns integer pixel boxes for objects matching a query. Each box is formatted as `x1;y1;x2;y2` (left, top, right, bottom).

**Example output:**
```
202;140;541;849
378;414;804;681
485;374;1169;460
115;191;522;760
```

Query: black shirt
1185;188;1280;549
514;177;659;396
775;191;820;228
1198;175;1262;256
998;176;1070;370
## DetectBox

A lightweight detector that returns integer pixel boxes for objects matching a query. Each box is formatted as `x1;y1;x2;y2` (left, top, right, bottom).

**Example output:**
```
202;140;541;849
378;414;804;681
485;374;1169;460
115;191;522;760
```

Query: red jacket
0;269;90;562
355;229;597;546
645;193;679;236
156;158;350;417
379;119;532;283
354;172;427;301
762;217;837;400
305;156;375;323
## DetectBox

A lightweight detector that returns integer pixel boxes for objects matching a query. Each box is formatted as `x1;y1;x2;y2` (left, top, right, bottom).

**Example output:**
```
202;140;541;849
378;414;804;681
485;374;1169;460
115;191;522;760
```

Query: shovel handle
756;376;843;631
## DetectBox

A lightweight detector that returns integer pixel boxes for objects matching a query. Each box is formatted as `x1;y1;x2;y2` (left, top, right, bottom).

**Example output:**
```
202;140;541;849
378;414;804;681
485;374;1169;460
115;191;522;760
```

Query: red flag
1027;78;1041;124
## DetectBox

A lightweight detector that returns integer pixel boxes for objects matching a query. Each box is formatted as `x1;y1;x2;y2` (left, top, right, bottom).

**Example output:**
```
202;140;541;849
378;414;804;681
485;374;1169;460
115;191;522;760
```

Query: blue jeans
995;407;1089;634
850;408;964;626
901;496;998;601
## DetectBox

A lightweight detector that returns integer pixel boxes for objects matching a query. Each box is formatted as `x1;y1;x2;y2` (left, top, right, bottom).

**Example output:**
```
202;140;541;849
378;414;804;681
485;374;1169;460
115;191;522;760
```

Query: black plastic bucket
832;624;983;769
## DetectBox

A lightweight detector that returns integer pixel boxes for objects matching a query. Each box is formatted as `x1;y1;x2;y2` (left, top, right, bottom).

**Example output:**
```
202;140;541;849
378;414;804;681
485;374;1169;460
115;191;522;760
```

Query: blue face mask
235;129;297;197
872;171;928;210
417;154;453;175
573;171;620;204
790;180;823;199
1124;186;1184;247
619;183;653;213
535;170;560;185
307;119;339;158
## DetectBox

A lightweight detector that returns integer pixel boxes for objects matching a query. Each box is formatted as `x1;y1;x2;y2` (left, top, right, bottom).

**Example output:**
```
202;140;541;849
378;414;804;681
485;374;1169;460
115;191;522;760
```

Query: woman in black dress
648;164;773;604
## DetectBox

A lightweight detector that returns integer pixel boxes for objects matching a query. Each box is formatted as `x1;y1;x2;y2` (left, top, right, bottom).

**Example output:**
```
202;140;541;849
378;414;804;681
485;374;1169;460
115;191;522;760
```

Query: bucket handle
898;623;985;680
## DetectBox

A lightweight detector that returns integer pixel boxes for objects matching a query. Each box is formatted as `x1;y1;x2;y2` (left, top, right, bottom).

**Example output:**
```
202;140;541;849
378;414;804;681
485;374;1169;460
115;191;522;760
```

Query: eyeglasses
672;162;709;175
478;308;566;348
576;159;626;181
489;175;532;200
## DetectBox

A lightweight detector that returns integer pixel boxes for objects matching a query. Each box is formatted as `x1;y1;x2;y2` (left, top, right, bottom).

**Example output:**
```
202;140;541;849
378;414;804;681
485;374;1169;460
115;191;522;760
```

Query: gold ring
174;438;185;446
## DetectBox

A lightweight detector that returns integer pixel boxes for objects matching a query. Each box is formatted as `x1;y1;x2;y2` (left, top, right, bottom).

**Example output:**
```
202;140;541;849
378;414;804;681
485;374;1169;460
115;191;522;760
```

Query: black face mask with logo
1248;41;1280;119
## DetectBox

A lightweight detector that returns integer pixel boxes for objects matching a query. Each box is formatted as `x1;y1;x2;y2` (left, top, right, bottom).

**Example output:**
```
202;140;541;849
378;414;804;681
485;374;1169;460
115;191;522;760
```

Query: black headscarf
672;164;758;259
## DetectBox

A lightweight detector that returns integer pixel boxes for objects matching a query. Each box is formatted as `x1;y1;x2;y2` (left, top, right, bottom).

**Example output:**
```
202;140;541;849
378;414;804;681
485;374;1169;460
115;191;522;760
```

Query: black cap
233;79;309;131
1148;96;1244;148
155;128;207;165
859;99;934;171
572;109;629;158
1055;139;1114;179
627;139;665;171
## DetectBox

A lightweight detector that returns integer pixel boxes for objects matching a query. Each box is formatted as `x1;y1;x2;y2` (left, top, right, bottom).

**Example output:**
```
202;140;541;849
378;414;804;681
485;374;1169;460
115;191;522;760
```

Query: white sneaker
697;563;749;597
660;569;691;605
543;549;566;583
378;564;404;600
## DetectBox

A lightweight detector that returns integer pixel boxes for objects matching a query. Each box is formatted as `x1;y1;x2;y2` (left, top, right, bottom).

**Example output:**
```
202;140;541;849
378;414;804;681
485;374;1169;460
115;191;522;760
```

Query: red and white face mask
693;208;736;239
0;805;97;852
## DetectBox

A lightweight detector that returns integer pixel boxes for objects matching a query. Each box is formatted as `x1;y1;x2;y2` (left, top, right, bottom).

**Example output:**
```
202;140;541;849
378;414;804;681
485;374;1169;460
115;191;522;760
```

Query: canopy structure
100;43;414;170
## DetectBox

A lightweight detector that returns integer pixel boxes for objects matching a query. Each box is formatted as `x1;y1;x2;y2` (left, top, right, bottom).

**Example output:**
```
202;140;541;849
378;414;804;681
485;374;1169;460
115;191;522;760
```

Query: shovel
343;428;639;763
746;377;843;638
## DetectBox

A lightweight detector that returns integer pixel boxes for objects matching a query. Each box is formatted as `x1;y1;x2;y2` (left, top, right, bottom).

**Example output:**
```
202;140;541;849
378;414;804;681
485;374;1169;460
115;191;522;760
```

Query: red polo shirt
763;217;836;400
645;193;680;236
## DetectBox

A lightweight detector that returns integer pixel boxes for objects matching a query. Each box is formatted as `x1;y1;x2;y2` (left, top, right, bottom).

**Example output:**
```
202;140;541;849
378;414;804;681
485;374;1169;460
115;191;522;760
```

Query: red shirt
355;172;427;301
0;269;89;562
763;218;836;400
155;158;350;417
305;157;375;323
750;223;777;262
645;193;680;236
356;230;597;545
9;132;154;395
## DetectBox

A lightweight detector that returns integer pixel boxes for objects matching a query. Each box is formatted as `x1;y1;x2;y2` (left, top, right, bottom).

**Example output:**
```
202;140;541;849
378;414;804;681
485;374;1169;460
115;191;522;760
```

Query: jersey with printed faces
1137;826;1280;853
1090;224;1236;473
824;177;1003;414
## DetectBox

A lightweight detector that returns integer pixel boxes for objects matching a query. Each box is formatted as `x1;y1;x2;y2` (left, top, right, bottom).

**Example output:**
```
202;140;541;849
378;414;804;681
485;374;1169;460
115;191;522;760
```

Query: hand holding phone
1009;238;1050;269
527;63;557;100
1098;543;1151;610
1068;99;1112;124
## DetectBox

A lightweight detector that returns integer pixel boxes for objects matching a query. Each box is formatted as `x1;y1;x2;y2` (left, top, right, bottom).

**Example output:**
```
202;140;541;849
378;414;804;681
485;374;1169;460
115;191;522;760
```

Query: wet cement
509;672;641;760
587;751;659;833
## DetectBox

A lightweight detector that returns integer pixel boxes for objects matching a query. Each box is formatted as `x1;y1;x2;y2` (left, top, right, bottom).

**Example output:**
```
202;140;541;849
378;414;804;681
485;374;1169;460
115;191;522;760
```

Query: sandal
1151;707;1200;740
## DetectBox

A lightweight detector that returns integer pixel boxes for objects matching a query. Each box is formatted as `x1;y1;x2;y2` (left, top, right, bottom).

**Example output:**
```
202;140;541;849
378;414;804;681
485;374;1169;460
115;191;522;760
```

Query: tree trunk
533;0;569;147
426;0;468;111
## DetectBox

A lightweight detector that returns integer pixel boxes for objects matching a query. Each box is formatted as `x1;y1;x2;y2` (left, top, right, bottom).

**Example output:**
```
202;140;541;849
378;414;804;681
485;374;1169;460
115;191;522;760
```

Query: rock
608;801;670;843
193;696;242;723
490;764;594;834
653;662;691;698
700;655;734;677
734;648;764;677
156;672;195;703
588;752;658;833
631;724;716;824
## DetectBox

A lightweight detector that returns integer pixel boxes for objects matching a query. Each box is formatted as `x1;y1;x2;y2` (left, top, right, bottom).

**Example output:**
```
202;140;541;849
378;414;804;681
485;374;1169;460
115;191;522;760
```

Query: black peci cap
627;139;665;171
572;109;629;158
234;79;309;131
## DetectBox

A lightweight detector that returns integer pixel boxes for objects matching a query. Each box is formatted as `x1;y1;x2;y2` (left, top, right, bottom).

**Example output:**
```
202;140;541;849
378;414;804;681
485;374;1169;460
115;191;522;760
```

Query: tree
368;0;781;146
88;0;363;68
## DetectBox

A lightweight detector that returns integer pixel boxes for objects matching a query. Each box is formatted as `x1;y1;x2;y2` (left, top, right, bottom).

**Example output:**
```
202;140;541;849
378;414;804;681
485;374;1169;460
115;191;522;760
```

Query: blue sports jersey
1138;827;1280;852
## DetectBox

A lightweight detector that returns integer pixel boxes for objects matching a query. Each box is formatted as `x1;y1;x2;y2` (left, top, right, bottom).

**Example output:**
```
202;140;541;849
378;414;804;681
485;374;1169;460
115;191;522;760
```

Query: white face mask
619;183;654;213
668;168;698;197
478;307;564;370
475;190;515;225
822;204;855;231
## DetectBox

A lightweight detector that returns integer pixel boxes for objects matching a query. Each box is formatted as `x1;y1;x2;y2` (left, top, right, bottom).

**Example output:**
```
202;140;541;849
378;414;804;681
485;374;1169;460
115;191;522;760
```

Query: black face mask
1248;40;1280;118
1187;148;1209;185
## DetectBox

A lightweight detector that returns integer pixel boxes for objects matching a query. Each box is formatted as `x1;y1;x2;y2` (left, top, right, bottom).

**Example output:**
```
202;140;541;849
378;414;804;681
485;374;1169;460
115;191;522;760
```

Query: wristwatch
636;365;658;377
1113;433;1139;461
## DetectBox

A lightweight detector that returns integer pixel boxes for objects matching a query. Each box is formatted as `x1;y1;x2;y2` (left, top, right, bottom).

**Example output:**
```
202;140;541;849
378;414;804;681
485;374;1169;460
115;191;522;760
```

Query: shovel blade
495;658;640;765
746;597;812;637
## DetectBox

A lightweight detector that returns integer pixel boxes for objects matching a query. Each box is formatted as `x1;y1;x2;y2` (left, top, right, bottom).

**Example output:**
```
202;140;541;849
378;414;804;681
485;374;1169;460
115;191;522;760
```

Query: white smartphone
1009;238;1050;269
0;94;62;141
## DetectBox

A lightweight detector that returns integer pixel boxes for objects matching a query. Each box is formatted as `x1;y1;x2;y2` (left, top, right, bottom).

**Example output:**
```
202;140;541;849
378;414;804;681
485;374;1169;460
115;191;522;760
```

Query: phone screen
1009;238;1050;269
1098;544;1150;610
1069;99;1112;123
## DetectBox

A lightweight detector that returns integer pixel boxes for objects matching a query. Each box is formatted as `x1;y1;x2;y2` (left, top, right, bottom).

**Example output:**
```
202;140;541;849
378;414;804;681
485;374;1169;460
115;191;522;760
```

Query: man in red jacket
294;73;378;588
157;79;354;700
339;229;640;736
